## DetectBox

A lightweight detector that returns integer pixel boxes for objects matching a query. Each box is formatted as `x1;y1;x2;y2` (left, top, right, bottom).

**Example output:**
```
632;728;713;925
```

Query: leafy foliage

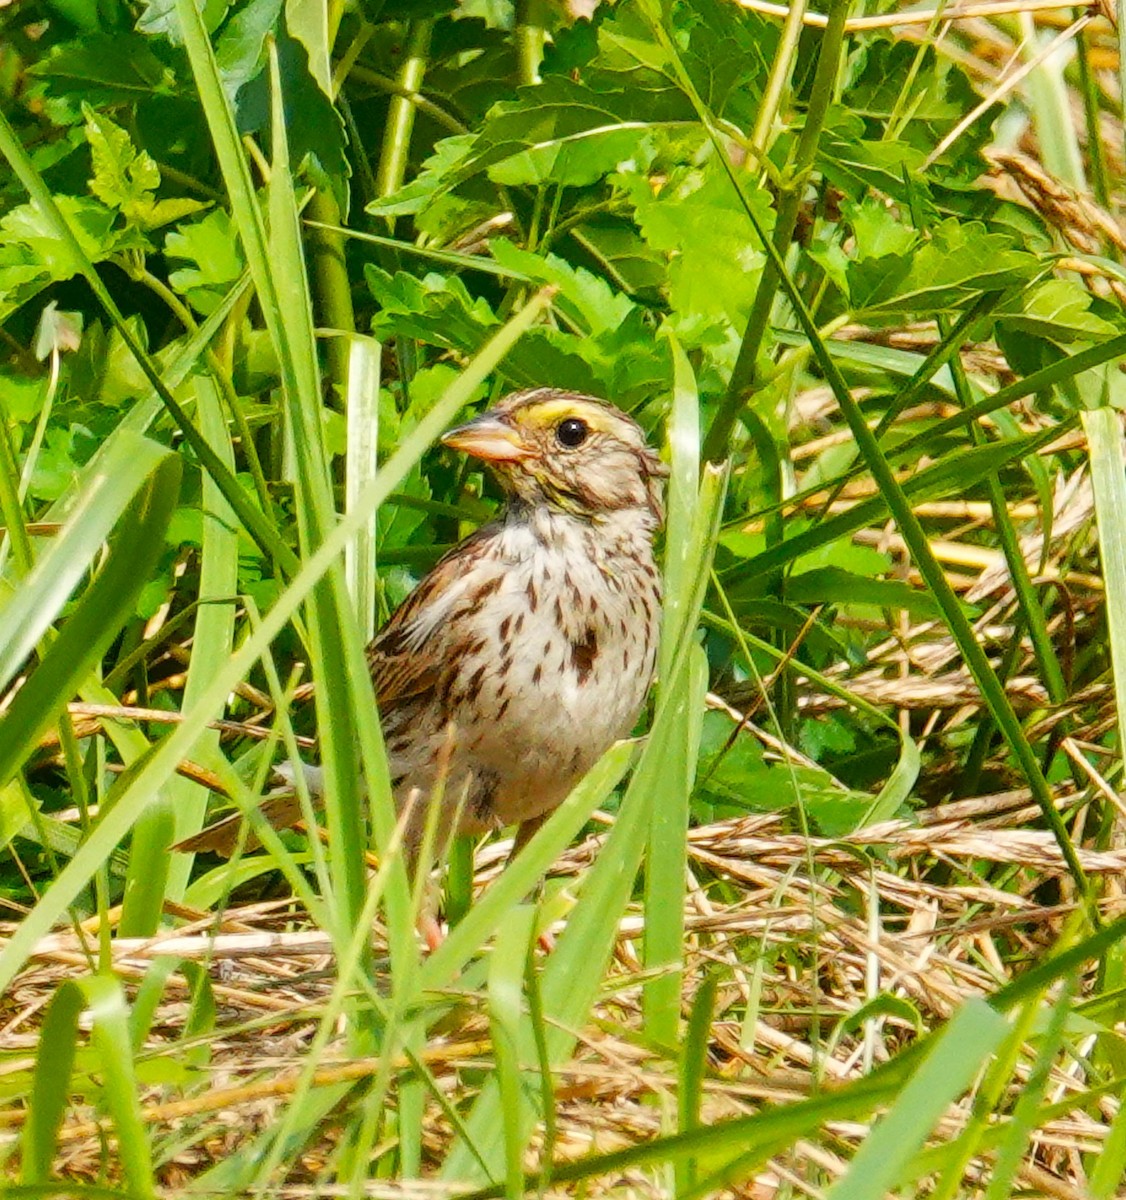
1;0;1125;1194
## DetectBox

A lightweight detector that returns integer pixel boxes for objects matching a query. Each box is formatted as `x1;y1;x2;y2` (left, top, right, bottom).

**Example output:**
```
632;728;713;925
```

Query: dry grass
4;1;1126;1195
4;758;1122;1193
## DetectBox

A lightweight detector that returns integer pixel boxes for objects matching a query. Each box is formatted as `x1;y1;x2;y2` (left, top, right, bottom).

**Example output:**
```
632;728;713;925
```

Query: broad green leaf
85;103;161;211
84;103;207;231
28;33;176;106
488;240;636;337
994;278;1120;343
622;158;775;328
785;567;946;619
850;220;1039;317
165;209;246;314
0;195;117;279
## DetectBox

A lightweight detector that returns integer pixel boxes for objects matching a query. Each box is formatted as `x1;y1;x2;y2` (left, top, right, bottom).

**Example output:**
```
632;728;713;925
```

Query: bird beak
441;414;534;462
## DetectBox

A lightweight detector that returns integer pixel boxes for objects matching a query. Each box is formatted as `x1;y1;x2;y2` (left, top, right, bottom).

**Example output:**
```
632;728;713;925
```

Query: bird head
442;389;668;523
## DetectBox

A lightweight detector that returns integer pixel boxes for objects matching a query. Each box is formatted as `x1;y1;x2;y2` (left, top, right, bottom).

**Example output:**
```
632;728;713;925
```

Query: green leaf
0;195;117;278
366;266;501;349
786;567;946;619
473;77;672;189
84;103;161;209
220;9;350;211
488;240;636;337
365;135;476;218
817;112;932;203
84;103;210;232
696;711;869;832
214;0;282;97
28;33;176;106
165;209;246;314
622;158;775;329
137;0;230;40
845;38;994;159
843;197;919;260
849;220;1038;318
597;0;774;127
994;278;1120;343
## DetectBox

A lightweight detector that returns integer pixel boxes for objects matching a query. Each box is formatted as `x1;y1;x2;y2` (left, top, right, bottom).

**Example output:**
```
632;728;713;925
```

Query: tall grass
2;0;1126;1195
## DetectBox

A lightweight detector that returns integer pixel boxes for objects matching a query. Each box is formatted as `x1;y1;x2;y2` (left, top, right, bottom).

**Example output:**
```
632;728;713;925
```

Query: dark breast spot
570;627;599;684
471;769;501;818
473;575;503;602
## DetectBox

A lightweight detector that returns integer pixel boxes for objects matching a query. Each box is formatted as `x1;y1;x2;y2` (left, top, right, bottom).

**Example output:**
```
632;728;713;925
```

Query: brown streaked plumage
179;388;666;871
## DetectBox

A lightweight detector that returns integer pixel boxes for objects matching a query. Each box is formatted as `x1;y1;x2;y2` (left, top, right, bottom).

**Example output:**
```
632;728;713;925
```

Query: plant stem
703;0;850;463
374;20;434;211
0;400;32;575
1075;23;1110;209
516;0;548;86
308;189;357;400
347;64;467;136
747;0;808;166
130;263;273;517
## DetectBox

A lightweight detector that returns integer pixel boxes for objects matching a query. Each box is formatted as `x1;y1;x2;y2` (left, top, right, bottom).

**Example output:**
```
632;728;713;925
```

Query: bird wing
366;525;498;713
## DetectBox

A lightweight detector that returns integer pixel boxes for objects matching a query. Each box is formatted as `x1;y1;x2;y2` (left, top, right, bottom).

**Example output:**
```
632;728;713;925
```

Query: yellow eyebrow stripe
518;398;616;433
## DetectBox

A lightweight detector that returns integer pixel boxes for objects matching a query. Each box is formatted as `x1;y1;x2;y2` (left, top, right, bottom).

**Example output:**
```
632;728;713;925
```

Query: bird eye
556;417;589;448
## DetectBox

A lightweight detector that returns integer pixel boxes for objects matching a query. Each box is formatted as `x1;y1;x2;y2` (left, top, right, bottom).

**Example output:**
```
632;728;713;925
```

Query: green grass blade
1090;1092;1126;1198
644;325;701;1043
1081;406;1126;771
0;439;181;787
0;433;175;696
983;978;1075;1200
488;905;538;1198
264;37;370;953
677;971;720;1195
22;977;156;1198
345;334;382;642
121;377;239;932
824;1002;1009;1200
